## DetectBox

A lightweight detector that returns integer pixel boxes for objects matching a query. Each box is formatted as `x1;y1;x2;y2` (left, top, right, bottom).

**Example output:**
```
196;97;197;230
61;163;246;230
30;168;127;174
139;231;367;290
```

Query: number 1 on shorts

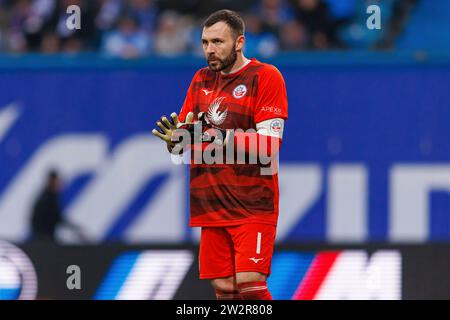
256;232;261;255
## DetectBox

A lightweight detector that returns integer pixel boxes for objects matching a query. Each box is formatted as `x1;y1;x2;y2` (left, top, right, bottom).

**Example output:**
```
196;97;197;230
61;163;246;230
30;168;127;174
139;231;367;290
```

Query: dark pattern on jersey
181;59;287;227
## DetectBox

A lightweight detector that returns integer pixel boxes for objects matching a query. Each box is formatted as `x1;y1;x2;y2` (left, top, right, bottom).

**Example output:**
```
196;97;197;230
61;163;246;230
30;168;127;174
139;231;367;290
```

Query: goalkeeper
152;9;288;300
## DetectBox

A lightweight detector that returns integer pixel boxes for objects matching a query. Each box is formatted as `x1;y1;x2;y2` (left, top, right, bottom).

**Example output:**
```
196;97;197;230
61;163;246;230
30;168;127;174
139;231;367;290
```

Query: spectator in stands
279;19;307;50
49;0;98;49
62;35;84;54
6;0;33;52
127;0;158;34
243;13;279;57
294;0;336;49
39;31;59;53
154;10;189;56
102;14;151;58
255;0;295;34
96;0;124;32
23;0;57;50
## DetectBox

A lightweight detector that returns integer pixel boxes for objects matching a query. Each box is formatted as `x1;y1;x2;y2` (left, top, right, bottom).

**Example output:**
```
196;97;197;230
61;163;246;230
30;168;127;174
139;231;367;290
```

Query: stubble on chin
208;60;223;72
207;49;237;72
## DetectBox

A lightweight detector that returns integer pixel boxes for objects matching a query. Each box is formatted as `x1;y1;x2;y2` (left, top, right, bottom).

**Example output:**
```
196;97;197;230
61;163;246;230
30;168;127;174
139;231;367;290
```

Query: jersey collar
219;58;256;79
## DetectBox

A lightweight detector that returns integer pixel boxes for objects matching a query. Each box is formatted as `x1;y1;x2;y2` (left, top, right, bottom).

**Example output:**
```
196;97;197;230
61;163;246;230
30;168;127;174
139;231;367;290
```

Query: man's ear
235;35;245;51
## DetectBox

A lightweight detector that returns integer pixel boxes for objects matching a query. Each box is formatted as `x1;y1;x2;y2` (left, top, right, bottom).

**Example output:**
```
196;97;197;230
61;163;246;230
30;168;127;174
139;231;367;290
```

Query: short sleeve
178;70;200;122
254;66;288;123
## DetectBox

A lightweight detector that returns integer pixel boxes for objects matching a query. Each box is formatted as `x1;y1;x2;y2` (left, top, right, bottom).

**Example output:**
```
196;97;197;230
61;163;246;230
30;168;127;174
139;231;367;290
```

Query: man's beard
207;49;237;72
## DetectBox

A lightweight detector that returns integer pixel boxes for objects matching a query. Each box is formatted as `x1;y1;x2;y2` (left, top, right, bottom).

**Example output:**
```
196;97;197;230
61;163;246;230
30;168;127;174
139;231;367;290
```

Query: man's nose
206;43;215;54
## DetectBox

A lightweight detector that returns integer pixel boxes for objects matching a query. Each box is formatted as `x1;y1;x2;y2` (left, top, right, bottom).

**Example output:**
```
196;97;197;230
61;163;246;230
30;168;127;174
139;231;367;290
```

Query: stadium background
0;0;449;300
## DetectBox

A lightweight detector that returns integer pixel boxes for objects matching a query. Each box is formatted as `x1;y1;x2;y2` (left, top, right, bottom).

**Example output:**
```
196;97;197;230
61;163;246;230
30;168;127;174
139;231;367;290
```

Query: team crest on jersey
233;84;247;99
207;96;228;125
270;119;282;133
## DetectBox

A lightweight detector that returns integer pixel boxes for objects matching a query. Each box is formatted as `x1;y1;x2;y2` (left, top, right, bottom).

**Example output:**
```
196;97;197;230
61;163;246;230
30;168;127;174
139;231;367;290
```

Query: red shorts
199;223;277;279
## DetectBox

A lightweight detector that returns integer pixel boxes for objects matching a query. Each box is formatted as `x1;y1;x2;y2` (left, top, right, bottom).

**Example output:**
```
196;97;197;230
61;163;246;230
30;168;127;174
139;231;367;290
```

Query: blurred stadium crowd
0;0;417;58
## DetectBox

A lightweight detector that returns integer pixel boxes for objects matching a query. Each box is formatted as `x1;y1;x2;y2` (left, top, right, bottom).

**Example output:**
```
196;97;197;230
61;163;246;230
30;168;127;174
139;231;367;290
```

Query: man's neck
221;54;250;75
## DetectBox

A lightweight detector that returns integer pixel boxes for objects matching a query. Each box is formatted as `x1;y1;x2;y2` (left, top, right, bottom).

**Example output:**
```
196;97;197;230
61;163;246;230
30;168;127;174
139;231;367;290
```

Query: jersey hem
190;218;277;228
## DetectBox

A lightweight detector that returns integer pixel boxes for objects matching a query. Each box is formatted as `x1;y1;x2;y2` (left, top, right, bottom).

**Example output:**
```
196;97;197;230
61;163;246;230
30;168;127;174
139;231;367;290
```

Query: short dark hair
203;9;245;38
48;169;58;180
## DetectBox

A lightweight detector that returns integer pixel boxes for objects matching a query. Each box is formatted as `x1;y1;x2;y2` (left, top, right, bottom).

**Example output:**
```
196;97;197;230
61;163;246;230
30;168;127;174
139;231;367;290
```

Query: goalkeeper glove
151;112;193;151
152;112;230;150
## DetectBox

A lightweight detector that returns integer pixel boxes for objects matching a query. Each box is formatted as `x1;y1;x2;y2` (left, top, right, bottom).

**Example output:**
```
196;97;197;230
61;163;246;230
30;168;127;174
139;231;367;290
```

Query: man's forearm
233;132;282;158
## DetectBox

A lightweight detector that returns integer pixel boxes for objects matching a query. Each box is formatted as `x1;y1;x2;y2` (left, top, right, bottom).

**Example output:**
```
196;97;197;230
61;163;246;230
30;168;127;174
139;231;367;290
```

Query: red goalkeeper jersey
178;58;288;227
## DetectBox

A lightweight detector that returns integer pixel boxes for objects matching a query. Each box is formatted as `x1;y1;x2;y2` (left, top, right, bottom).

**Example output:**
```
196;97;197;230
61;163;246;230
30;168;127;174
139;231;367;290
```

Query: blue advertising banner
0;56;449;244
